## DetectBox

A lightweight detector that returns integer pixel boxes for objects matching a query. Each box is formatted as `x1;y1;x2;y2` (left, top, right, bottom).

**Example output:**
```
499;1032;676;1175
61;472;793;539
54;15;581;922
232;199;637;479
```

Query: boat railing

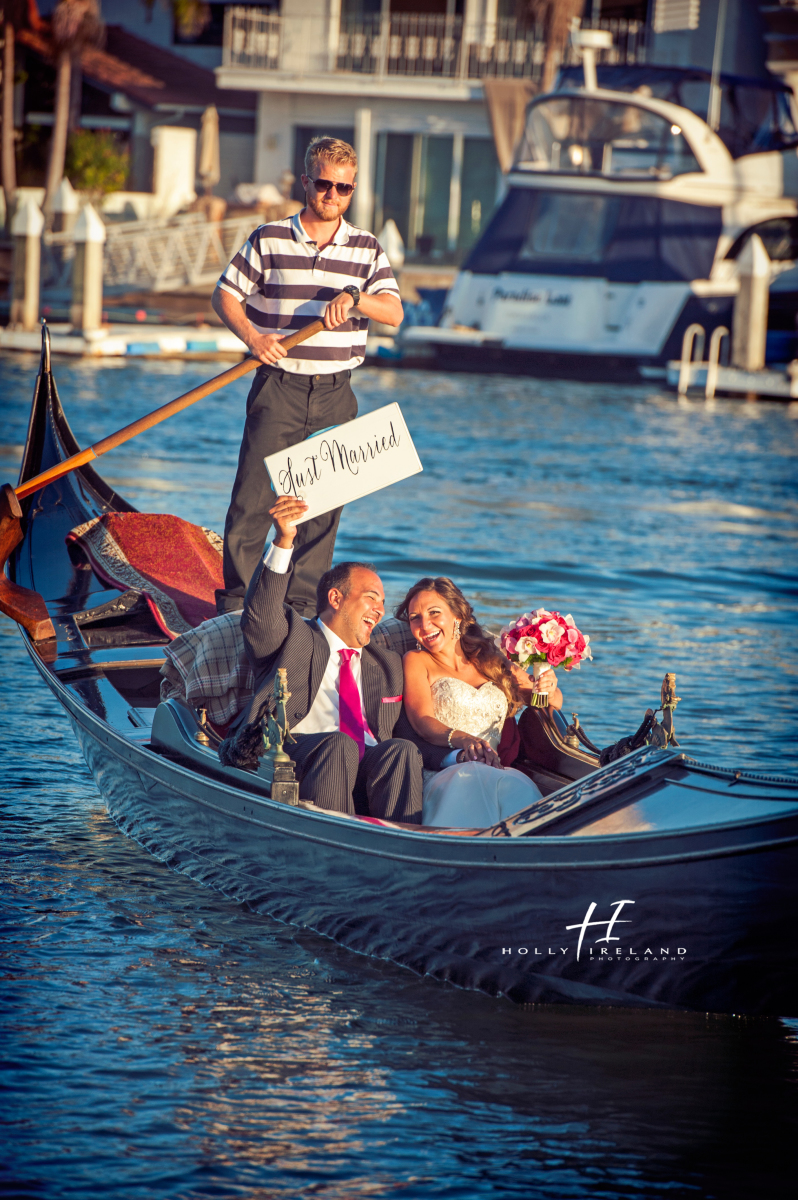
677;324;706;397
676;323;732;401
705;326;730;400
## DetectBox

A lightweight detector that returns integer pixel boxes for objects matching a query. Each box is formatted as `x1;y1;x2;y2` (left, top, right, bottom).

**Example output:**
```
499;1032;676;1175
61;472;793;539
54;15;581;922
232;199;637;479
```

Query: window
463;186;722;282
520;193;619;263
458;138;499;252
726;218;798;263
517;96;701;180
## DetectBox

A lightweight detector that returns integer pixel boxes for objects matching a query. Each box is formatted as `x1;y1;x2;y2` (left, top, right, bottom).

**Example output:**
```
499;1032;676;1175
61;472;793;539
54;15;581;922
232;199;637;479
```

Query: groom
234;494;449;820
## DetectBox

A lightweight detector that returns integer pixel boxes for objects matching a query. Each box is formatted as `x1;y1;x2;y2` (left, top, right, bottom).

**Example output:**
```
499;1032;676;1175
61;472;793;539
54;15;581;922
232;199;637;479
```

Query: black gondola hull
10;330;798;1017
33;654;798;1016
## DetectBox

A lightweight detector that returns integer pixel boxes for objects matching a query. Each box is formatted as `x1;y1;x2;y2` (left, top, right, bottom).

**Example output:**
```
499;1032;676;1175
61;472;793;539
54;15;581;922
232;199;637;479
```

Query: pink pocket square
381;695;402;703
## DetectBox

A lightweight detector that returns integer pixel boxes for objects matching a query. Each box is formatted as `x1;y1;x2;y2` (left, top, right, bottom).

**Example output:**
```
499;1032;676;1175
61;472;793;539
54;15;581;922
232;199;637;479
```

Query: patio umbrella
198;105;221;195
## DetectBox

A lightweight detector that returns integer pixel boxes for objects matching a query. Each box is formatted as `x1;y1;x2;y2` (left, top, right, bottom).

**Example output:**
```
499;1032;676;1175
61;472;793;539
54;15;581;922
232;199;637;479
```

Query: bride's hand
532;668;557;696
453;733;503;770
510;663;556;700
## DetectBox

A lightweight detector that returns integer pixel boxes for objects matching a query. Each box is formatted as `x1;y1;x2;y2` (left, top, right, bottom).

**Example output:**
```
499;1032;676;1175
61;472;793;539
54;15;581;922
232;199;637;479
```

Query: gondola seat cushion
68;513;224;637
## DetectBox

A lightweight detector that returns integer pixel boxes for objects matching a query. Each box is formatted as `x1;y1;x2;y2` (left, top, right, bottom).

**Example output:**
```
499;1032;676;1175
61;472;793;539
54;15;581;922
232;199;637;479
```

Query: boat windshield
556;65;798;159
515;96;701;179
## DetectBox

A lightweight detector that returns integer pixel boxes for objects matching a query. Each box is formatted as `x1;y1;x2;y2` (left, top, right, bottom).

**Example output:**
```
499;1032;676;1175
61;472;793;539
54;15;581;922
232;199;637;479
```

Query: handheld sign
263;402;422;524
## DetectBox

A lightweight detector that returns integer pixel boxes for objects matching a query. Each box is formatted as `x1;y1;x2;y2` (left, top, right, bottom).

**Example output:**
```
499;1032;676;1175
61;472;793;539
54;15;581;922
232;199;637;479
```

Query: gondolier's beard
305;187;352;222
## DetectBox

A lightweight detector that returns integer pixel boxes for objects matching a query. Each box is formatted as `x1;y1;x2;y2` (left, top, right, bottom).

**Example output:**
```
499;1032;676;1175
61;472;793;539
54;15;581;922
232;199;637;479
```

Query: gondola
4;327;798;1016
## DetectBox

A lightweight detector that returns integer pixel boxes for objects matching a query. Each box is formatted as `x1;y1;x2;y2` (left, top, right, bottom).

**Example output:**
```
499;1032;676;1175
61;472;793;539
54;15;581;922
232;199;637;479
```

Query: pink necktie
338;648;366;761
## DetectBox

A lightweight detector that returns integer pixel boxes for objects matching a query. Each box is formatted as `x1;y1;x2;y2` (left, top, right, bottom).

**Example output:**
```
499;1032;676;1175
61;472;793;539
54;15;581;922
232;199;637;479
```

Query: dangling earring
453;619;461;641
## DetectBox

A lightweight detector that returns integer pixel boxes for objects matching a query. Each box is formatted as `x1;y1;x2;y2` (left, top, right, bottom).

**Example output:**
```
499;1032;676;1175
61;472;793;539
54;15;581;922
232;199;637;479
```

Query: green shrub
66;129;129;199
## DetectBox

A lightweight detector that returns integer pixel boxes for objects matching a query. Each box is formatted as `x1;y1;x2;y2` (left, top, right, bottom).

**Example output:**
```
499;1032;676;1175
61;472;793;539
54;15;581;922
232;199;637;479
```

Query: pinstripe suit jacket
239;561;448;770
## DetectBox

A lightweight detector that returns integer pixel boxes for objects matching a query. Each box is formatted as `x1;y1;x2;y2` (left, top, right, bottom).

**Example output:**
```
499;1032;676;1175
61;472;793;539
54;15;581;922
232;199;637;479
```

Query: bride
397;577;563;829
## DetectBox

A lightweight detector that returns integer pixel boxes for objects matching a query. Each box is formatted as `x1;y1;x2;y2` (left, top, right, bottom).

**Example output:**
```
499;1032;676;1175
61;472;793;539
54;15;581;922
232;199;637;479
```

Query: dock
0;322;248;359
666;360;798;401
0;323;397;362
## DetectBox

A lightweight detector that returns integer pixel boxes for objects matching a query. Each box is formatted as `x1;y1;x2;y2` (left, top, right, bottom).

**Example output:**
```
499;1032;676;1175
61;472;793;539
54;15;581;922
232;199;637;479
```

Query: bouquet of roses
499;609;592;706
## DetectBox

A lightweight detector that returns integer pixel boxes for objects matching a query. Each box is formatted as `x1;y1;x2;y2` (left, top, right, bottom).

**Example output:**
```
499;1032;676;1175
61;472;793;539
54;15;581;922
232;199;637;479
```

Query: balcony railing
223;8;647;83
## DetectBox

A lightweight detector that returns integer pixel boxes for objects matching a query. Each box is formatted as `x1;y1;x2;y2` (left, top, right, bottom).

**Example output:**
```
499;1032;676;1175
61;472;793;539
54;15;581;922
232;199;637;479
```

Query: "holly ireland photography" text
501;947;687;962
499;900;688;962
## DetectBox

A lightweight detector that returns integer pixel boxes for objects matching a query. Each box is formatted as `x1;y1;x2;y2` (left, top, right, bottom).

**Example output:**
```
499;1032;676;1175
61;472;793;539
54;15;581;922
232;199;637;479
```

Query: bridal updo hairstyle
395;577;523;716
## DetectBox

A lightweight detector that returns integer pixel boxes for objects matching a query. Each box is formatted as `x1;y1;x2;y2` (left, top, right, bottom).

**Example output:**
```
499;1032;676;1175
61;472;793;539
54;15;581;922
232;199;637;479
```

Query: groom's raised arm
240;495;309;666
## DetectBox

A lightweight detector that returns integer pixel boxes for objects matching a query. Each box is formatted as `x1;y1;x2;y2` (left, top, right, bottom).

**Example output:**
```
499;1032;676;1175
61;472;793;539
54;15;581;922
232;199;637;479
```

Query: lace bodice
430;677;507;750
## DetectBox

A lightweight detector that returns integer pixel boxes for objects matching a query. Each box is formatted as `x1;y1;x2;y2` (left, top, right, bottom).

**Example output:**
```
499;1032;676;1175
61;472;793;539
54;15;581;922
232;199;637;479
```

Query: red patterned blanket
68;513;224;638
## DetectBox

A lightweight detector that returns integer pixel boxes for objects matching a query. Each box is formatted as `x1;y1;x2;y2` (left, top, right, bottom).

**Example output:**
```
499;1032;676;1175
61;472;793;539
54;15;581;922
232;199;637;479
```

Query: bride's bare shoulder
402;647;426;672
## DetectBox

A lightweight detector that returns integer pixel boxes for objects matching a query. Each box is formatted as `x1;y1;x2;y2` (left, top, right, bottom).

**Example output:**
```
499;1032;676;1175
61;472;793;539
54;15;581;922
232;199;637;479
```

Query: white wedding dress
421;677;542;829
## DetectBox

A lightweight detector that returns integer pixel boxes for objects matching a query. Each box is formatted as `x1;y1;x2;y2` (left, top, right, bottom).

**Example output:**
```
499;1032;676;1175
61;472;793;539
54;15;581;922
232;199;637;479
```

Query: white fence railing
41;212;261;297
223;7;648;82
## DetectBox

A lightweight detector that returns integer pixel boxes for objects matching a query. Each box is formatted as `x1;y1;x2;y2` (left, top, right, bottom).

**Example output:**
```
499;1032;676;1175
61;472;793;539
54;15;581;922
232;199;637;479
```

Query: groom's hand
269;494;309;548
455;735;502;770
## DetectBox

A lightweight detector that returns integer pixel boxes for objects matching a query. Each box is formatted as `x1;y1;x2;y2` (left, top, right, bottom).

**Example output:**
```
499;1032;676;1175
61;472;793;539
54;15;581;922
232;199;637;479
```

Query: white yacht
403;64;798;378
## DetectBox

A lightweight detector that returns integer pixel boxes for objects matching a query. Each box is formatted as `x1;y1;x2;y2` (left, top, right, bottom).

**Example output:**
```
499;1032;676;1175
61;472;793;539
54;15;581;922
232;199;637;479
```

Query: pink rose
547;642;568;667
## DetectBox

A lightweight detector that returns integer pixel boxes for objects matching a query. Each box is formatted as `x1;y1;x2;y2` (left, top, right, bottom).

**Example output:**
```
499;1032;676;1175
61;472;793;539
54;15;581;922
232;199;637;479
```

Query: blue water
1;354;797;1197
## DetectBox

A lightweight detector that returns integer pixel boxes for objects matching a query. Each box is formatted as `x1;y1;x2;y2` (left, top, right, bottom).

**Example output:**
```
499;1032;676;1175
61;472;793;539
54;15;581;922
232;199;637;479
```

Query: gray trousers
289;731;425;822
216;365;358;618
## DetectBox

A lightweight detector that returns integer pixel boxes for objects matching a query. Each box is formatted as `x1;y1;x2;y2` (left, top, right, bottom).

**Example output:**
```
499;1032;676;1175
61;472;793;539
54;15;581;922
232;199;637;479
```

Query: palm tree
527;0;585;93
2;1;33;226
43;0;103;214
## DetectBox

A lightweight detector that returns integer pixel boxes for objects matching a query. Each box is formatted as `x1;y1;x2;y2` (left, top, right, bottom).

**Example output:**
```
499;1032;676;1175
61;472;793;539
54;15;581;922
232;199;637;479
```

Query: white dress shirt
263;541;376;744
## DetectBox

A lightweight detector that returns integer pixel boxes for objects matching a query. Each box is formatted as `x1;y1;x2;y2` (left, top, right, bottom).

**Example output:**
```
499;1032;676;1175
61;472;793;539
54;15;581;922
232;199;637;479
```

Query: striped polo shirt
217;211;400;374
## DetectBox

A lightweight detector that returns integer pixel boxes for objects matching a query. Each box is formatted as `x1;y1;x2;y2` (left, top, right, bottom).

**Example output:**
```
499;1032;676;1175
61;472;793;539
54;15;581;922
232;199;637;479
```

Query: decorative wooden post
732;234;770;372
10;197;44;331
70;203;106;332
52;177;79;235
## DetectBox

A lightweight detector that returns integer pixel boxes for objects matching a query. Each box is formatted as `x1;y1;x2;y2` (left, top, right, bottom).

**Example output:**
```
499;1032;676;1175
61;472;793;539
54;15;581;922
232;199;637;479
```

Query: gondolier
212;136;404;617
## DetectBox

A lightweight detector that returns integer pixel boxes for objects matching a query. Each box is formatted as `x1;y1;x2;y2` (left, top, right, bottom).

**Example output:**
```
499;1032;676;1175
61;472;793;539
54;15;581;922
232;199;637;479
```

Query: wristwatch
342;285;361;307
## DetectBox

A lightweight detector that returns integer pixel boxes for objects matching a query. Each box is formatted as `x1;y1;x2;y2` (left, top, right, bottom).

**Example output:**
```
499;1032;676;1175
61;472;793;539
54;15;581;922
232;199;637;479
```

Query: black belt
260;365;352;385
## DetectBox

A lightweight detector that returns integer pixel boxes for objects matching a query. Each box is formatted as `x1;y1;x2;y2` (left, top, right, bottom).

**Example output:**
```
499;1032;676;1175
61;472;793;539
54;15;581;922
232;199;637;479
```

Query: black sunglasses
310;177;355;197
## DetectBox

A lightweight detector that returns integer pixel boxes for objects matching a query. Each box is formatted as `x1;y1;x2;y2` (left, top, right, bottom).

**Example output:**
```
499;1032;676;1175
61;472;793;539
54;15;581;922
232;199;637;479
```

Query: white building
88;1;650;256
215;0;535;257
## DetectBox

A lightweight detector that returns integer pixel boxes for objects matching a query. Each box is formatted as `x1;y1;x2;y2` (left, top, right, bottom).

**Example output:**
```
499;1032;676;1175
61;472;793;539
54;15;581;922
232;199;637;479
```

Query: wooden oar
1;319;325;640
14;320;325;501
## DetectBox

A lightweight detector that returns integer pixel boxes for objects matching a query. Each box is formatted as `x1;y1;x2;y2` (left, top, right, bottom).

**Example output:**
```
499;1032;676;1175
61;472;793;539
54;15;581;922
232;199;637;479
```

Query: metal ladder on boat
677;323;731;400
